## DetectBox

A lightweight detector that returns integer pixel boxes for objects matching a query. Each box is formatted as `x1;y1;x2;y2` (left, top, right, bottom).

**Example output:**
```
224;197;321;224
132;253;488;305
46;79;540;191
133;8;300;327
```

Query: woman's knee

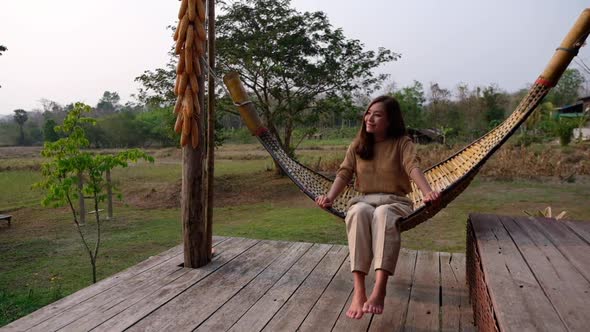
345;202;373;225
373;205;400;228
348;202;373;217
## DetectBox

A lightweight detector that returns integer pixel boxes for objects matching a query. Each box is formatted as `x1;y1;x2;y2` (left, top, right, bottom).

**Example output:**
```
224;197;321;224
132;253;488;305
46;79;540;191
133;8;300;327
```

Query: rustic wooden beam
182;0;209;268
206;0;215;260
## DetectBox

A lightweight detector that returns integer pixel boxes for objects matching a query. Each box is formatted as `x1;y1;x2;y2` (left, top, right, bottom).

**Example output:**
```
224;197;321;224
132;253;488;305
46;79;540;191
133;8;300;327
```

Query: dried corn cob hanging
173;0;206;148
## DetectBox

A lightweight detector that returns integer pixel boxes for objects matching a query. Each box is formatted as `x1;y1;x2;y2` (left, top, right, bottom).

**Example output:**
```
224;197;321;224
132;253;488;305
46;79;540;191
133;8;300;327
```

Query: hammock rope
221;9;590;232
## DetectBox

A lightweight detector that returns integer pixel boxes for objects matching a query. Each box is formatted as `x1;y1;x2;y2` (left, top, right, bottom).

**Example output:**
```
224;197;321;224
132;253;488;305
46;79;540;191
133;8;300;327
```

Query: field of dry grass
1;141;589;326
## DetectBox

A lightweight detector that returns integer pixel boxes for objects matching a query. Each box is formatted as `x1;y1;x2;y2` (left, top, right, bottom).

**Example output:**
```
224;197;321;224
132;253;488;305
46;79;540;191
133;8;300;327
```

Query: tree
392;81;426;128
217;0;399;157
135;62;177;108
43;118;60;142
13;109;28;145
95;91;121;115
454;83;486;139
425;82;455;129
36;103;153;283
547;68;585;106
135;58;226;147
481;84;507;128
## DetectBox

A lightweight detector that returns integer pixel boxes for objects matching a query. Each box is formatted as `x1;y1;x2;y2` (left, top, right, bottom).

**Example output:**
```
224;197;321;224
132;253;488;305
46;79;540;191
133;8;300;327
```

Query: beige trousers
345;193;413;275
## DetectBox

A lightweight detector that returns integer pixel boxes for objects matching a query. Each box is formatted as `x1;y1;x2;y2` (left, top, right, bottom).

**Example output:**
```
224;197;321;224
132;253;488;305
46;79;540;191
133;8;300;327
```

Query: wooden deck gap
400;249;419;328
332;285;356;331
366;313;375;332
294;250;350;332
257;245;335;331
438;253;443;331
531;219;590;285
564;222;590;245
498;217;571;331
123;239;262;331
191;241;302;331
222;242;318;332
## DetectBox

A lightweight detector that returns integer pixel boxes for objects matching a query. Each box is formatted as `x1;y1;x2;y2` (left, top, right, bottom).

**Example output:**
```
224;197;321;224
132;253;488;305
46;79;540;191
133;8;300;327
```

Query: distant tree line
1;0;587;148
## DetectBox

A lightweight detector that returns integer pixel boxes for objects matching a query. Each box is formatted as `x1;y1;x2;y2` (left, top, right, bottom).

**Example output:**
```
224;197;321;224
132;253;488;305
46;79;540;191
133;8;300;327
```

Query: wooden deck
3;237;474;331
467;214;590;332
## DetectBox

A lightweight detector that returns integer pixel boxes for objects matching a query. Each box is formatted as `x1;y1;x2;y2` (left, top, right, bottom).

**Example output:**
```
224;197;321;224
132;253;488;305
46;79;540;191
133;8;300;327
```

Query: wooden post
106;169;113;220
182;0;209;268
206;0;215;260
78;172;85;224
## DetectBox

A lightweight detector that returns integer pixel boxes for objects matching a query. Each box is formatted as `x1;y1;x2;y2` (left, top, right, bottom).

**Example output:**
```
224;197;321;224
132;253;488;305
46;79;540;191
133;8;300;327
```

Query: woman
315;95;440;319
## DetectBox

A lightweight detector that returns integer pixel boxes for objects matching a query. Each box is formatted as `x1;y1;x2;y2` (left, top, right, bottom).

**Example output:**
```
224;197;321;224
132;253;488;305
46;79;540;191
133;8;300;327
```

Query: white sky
0;0;589;115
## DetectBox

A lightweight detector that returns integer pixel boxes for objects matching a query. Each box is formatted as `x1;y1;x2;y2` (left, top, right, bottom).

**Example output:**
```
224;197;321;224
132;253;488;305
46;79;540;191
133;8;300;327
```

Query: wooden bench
0;214;12;226
467;213;590;332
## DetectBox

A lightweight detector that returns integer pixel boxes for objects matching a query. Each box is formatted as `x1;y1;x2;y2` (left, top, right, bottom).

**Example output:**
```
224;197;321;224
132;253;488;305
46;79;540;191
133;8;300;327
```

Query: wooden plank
565;220;590;243
3;238;223;332
501;216;590;331
368;248;418;332
90;237;262;332
32;256;186;331
440;252;461;331
532;218;590;281
262;245;348;331
331;264;376;332
405;250;440;332
470;214;566;331
449;254;475;332
195;242;313;331
297;251;353;331
29;237;236;332
227;243;332;332
2;243;185;331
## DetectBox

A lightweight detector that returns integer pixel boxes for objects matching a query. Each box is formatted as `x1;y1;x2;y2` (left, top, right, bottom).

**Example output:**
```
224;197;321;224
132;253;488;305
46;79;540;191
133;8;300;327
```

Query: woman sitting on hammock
315;95;441;319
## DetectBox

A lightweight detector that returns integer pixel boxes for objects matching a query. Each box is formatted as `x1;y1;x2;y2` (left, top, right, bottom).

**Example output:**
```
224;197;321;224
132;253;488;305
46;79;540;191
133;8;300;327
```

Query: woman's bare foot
346;290;367;319
363;291;386;314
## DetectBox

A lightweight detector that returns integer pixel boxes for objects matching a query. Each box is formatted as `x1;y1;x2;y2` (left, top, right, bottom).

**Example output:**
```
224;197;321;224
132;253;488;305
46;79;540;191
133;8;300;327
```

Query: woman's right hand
315;195;333;208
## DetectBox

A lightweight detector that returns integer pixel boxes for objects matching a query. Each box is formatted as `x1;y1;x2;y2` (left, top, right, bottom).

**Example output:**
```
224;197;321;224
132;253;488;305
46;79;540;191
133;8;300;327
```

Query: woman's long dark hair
354;95;407;160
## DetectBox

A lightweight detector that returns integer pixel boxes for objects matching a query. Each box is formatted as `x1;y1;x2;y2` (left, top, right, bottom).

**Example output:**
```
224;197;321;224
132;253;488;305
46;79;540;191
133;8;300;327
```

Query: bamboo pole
540;9;590;86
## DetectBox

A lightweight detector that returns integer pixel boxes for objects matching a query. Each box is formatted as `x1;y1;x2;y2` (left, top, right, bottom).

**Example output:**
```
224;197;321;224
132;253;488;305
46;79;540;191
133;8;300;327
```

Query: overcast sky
0;0;589;115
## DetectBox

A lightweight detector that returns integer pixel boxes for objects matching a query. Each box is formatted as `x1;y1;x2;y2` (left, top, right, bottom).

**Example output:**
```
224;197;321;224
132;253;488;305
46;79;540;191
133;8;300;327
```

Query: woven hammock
223;10;590;232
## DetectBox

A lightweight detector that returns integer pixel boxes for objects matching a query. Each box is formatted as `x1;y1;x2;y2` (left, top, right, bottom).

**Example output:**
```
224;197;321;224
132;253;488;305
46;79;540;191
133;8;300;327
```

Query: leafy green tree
135;62;177;108
135;60;227;147
135;107;178;146
36;103;154;283
481;84;507;127
555;118;578;146
425;82;453;129
43;118;60;142
547;68;585;106
96;111;146;148
392;81;426;128
95;91;121;115
217;0;399;155
27;122;44;145
13;109;28;145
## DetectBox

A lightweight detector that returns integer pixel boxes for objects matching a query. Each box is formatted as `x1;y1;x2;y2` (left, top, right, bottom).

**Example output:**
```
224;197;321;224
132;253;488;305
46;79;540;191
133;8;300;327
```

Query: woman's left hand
423;190;441;205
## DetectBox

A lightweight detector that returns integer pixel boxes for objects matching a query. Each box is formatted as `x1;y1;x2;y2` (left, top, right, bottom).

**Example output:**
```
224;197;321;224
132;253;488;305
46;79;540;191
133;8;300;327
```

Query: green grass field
1;143;589;326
